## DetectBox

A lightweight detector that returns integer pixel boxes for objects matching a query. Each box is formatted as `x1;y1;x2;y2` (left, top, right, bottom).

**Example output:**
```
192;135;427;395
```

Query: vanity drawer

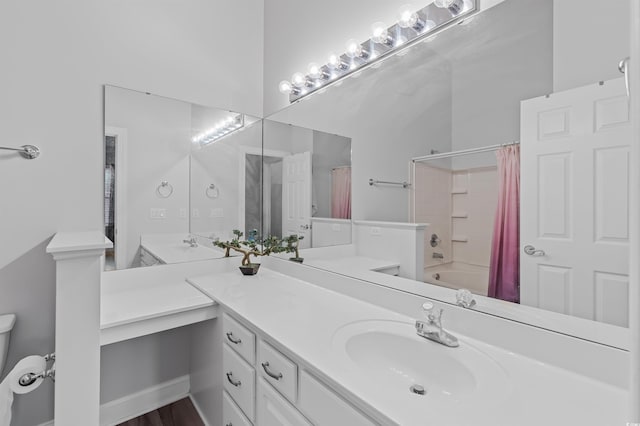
257;377;312;426
223;345;255;421
224;313;256;365
299;370;377;426
139;248;161;266
257;340;297;403
223;391;252;426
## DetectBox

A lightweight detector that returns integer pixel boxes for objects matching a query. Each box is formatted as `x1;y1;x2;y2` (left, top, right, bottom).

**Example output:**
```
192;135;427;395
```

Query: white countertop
140;234;224;264
303;255;399;274
100;260;219;345
188;268;626;426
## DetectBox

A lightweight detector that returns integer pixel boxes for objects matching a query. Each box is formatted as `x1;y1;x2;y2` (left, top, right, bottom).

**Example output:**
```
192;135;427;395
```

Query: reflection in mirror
265;0;631;342
262;120;352;249
189;106;262;242
103;85;259;270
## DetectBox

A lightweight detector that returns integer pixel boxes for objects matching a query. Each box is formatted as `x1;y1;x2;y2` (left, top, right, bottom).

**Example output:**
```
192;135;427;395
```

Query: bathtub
424;263;489;296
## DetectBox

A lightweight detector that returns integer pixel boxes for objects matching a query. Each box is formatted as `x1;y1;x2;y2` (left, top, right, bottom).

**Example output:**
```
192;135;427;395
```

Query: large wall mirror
262;120;352;249
264;0;631;346
104;85;260;270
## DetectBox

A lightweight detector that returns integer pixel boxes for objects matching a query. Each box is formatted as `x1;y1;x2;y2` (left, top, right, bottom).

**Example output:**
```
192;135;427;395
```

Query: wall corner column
46;232;112;426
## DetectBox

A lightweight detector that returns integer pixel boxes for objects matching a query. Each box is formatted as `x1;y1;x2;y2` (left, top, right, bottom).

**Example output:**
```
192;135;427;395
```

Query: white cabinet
223;312;378;426
139;247;162;266
223;345;256;421
257;340;298;403
256;377;312;426
299;370;376;426
224;313;257;364
223;391;252;426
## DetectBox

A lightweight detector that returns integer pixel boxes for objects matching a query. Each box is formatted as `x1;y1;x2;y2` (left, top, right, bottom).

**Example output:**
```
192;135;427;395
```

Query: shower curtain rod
412;141;519;162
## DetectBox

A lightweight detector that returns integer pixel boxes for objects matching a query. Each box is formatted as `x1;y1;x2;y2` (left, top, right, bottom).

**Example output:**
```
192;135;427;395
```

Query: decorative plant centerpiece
283;234;304;263
214;230;296;275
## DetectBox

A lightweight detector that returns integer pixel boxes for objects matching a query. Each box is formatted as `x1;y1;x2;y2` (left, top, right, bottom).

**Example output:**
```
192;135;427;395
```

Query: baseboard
100;374;190;426
189;394;212;426
34;374;191;426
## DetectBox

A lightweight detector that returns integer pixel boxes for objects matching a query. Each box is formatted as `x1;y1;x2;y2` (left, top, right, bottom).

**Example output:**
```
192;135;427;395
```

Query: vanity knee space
221;311;377;426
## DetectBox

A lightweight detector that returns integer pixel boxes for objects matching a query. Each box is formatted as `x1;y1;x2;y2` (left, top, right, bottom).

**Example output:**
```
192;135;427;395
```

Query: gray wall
0;1;264;425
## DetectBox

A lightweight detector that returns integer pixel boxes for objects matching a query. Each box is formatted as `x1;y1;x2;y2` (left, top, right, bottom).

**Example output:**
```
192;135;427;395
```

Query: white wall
0;1;263;425
553;0;630;93
450;0;553;170
106;86;191;268
190;122;263;241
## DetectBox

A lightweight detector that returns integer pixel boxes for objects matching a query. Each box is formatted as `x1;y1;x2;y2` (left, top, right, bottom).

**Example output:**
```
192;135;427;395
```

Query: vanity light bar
279;0;477;103
192;114;245;145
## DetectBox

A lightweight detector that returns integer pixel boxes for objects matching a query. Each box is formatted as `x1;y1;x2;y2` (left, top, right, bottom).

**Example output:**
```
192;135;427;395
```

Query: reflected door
520;78;630;326
282;151;312;248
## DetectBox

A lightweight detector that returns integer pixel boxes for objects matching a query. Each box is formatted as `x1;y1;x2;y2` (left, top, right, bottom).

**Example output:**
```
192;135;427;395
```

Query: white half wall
353;221;425;280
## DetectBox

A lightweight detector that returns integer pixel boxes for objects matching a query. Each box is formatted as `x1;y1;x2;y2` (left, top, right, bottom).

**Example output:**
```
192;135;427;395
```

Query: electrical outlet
210;208;224;218
192;208;200;218
179;208;187;219
331;224;341;232
150;208;167;219
370;227;382;236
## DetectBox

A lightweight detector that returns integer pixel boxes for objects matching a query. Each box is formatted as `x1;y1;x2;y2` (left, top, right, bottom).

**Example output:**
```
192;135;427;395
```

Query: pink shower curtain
488;145;520;303
331;167;351;219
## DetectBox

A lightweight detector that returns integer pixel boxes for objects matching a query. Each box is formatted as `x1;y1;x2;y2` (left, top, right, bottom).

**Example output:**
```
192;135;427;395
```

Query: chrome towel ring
156;181;174;198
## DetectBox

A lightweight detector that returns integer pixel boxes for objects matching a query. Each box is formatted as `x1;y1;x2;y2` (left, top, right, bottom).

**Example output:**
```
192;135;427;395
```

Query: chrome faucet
183;236;198;247
415;302;459;347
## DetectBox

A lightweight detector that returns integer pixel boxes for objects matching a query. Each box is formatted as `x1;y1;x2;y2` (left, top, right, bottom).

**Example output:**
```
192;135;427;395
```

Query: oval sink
331;320;510;405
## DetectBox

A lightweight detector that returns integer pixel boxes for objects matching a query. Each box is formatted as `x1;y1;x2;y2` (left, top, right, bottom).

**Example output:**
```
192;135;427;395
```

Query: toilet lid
0;314;16;333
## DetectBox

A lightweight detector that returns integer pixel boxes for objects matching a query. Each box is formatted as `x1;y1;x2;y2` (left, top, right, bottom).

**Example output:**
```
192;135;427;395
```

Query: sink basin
331;320;510;405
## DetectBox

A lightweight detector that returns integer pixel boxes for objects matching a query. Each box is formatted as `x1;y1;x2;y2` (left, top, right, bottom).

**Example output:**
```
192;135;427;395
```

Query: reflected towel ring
206;183;220;199
157;181;174;198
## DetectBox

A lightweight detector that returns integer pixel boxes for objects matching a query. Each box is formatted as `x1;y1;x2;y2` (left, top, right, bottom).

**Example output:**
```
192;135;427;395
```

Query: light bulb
279;80;292;94
345;39;364;58
434;0;464;14
371;22;391;45
398;5;418;28
328;52;347;70
308;63;321;78
291;72;306;87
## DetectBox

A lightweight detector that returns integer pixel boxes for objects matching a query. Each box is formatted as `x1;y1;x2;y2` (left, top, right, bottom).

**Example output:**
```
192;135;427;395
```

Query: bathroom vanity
185;265;625;426
47;232;627;425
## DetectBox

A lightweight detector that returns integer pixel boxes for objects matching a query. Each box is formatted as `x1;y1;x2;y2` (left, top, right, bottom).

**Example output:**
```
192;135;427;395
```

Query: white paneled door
282;151;312;248
520;78;631;326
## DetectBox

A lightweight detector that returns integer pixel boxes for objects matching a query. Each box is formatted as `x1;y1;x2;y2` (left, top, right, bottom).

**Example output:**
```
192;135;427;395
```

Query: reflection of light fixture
279;0;476;103
371;22;394;46
192;114;244;145
434;0;470;15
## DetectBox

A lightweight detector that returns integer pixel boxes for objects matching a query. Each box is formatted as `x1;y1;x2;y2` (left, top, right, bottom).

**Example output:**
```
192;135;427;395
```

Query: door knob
300;224;310;230
524;245;545;256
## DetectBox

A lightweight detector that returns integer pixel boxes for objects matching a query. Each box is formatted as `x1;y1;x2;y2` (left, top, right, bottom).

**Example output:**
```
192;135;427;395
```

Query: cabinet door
223;391;252;426
257;378;312;426
299;370;377;426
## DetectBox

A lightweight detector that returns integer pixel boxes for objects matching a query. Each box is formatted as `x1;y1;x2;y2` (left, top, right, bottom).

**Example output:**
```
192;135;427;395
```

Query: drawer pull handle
225;423;232;426
226;332;242;345
261;362;283;381
226;372;241;387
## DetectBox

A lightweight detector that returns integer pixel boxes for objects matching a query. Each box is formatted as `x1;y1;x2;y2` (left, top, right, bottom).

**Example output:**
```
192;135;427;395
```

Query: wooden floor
116;398;205;426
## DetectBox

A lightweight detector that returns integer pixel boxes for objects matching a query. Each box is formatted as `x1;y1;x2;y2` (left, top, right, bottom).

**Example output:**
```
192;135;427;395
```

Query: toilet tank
0;314;16;377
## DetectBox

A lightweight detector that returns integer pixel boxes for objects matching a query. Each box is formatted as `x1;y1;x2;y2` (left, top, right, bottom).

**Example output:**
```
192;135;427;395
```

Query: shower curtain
331;167;351;219
488;145;520;303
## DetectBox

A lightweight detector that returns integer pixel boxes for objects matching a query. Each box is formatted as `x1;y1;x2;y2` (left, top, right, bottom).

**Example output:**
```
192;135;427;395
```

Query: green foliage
214;230;304;265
